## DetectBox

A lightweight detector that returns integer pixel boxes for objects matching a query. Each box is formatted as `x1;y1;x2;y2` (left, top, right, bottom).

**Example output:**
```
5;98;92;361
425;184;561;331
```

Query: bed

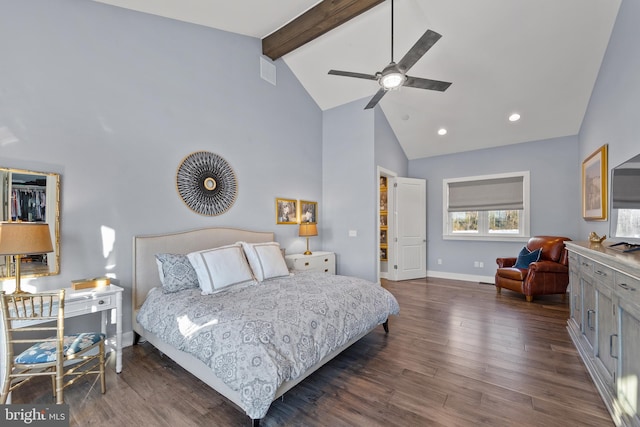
132;227;400;425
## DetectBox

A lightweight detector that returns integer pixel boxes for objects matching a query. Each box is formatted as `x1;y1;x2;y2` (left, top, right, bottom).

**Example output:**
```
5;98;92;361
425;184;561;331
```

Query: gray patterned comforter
136;271;399;419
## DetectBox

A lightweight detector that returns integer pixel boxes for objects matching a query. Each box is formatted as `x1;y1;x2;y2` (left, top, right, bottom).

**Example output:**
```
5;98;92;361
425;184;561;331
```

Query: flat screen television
608;152;640;251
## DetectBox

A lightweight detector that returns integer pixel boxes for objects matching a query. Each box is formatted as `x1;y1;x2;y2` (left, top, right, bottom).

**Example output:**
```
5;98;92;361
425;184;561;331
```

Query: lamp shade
299;223;318;237
0;222;54;255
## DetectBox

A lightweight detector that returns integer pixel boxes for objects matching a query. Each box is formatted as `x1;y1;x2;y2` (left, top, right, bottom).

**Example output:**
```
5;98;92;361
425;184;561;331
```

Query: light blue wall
408;135;580;280
0;0;323;332
374;108;408;177
578;0;640;241
322;100;377;281
3;0;636;333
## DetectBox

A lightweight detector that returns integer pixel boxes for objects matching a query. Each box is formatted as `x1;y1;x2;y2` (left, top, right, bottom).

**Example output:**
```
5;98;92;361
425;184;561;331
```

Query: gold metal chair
0;290;106;404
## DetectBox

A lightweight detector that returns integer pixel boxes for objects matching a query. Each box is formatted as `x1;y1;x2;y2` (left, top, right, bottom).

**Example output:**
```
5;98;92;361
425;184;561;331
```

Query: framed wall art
582;144;608;220
276;198;297;224
299;200;317;224
176;151;237;216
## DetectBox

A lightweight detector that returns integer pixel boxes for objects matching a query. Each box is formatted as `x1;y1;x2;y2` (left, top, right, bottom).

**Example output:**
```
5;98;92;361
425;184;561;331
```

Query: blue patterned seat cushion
15;332;105;364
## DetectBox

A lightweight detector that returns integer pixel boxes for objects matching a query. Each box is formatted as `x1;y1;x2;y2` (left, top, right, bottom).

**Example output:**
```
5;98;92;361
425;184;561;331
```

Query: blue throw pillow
514;247;541;269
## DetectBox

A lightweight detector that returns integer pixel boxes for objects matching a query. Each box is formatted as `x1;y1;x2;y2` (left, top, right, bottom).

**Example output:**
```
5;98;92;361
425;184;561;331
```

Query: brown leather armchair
495;236;571;302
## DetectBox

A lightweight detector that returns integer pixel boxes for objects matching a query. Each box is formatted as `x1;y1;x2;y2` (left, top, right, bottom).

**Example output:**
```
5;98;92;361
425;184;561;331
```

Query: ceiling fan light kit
379;63;405;90
328;0;452;109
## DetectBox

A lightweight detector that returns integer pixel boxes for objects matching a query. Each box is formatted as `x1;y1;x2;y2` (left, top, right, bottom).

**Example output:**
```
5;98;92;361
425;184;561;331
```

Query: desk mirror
0;167;60;278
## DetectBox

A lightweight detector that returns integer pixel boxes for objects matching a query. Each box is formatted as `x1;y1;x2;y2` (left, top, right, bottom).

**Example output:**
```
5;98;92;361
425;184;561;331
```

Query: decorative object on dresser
589;231;606;244
176;151;237;216
566;241;640;427
285;251;336;274
298;223;318;255
582;144;608;220
0;222;53;295
0;290;106;404
495;235;571;302
132;228;397;426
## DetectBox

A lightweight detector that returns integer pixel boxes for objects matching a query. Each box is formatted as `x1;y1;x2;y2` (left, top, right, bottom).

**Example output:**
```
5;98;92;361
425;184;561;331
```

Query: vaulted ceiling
93;0;621;159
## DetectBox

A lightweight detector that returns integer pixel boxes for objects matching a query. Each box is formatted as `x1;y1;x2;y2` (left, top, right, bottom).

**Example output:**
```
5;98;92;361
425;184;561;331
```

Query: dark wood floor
13;277;613;426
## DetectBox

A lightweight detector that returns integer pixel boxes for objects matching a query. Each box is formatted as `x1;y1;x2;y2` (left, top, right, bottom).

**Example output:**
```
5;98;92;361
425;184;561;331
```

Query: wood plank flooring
12;277;613;426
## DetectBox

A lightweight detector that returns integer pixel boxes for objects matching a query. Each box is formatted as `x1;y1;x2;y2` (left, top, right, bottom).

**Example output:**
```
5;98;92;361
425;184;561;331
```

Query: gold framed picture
299;200;317;224
582;144;608;220
276;198;297;224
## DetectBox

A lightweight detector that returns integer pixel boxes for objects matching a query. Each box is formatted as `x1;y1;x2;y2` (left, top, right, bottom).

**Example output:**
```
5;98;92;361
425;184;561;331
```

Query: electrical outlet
437;258;442;265
474;261;480;268
479;261;484;268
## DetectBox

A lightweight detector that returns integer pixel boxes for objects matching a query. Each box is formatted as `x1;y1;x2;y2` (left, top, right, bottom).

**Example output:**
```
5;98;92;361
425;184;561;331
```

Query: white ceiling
93;0;621;160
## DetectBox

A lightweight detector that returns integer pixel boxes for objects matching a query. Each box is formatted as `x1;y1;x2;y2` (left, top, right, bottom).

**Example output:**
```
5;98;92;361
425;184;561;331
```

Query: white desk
0;285;124;403
62;284;124;373
1;284;124;402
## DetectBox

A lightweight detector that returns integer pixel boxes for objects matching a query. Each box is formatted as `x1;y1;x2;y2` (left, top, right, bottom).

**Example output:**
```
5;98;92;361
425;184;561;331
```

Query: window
443;171;530;241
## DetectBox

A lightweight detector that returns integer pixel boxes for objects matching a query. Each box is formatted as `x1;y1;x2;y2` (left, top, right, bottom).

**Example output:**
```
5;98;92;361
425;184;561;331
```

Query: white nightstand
285;251;336;274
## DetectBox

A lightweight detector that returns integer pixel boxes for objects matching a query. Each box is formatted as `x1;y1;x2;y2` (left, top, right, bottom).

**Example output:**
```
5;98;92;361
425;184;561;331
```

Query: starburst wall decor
176;151;237;216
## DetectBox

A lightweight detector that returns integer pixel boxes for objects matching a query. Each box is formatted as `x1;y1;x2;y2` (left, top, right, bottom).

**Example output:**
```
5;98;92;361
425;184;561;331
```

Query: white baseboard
426;269;495;284
122;331;136;348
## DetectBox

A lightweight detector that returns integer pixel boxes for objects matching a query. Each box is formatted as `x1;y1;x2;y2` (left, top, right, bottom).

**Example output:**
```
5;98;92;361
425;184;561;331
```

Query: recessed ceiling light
509;113;521;122
437;128;447;136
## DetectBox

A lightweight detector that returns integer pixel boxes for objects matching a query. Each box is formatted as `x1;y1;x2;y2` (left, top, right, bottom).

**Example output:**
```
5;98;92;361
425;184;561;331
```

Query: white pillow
187;243;254;294
240;241;290;282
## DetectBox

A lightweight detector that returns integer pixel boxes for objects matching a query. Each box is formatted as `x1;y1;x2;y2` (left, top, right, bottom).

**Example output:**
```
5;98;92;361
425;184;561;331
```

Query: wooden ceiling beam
262;0;385;61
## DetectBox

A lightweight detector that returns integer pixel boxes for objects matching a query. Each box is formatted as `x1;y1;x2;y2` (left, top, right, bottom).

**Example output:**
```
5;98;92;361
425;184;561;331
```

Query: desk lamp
0;222;53;295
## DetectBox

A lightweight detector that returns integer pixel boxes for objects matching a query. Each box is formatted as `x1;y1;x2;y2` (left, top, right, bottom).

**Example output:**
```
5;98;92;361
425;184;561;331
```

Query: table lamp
0;222;54;295
299;223;318;255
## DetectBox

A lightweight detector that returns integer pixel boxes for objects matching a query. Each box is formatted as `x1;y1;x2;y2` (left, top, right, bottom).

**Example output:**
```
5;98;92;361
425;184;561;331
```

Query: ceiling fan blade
328;70;378;81
364;88;387;109
404;75;451;91
396;29;442;73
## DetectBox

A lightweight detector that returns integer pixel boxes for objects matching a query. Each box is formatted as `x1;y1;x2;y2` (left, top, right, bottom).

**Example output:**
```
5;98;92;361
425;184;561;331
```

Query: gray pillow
155;253;199;293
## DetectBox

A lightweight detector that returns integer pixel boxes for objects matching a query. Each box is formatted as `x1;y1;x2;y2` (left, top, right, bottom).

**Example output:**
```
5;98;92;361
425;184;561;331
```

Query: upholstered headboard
132;227;274;313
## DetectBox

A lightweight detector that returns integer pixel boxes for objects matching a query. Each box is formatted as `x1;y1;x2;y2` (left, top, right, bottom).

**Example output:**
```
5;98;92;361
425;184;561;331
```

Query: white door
391;177;426;281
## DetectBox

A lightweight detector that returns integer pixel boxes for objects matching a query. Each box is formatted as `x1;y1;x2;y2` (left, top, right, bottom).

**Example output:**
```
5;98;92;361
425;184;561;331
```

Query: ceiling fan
328;0;452;110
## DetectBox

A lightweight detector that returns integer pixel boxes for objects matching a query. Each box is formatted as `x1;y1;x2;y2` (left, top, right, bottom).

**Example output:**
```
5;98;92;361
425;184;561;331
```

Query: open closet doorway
377;167;427;283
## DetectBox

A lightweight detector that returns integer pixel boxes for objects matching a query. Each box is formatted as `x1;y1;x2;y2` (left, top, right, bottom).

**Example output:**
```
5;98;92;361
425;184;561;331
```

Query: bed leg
133;332;140;345
383;320;389;333
252;418;260;427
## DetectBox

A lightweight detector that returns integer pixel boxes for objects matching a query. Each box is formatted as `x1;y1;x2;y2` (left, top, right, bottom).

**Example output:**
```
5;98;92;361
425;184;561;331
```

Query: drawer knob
98;300;105;305
304;262;309;266
324;258;329;262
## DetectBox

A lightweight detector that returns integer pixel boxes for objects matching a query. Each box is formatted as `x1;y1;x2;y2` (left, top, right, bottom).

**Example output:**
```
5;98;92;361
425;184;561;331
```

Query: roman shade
447;176;524;212
612;168;640;209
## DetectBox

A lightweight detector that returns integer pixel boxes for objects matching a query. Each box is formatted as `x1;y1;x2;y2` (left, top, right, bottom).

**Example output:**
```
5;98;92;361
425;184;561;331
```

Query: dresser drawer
578;256;595;278
616;272;640;308
286;252;336;274
592;262;615;288
65;295;114;316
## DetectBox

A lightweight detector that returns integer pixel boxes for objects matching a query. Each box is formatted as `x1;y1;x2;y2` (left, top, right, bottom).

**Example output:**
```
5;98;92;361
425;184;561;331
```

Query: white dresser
285;251;336;274
566;241;640;427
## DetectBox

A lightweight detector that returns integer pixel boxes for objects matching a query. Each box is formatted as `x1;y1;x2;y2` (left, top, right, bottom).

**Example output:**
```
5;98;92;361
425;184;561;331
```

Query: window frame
442;171;531;242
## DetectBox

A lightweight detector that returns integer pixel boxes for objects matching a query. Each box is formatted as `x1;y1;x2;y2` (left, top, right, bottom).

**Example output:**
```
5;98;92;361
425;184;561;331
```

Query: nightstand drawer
65;295;114;316
285;252;336;274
